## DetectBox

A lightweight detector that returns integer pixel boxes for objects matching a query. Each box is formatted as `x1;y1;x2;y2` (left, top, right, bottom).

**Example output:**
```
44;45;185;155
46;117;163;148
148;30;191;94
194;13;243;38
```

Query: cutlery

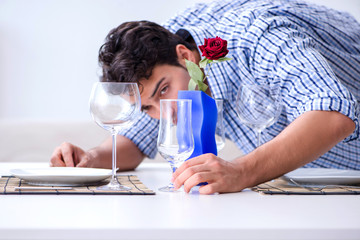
289;178;360;191
14;187;73;191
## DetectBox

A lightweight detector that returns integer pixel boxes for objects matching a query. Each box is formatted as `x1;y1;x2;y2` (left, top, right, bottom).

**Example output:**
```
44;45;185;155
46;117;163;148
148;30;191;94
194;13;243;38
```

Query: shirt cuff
294;96;359;141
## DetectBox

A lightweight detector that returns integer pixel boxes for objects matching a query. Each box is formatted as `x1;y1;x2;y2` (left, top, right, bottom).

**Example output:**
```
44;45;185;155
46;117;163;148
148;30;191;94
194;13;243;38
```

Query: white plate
283;168;360;185
10;167;112;186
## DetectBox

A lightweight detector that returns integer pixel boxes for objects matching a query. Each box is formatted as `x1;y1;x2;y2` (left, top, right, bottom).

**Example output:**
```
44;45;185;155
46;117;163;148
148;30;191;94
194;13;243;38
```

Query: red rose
199;36;229;60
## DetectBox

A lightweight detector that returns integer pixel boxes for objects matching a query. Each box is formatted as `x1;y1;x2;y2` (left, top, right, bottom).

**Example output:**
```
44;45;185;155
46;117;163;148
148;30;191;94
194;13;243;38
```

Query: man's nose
154;103;160;119
152;103;161;120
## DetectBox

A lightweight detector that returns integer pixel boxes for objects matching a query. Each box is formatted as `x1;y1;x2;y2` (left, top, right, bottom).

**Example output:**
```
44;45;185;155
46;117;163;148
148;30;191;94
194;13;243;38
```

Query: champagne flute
235;84;282;147
157;99;194;192
89;82;141;191
215;99;225;152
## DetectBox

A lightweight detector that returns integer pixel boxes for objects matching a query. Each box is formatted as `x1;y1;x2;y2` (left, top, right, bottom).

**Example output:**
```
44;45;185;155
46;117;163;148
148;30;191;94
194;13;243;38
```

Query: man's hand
172;154;248;194
172;111;355;195
50;142;99;168
50;135;145;170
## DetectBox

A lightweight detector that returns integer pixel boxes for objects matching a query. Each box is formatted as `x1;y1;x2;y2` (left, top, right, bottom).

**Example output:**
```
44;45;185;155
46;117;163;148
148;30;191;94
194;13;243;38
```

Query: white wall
1;0;359;121
0;0;209;120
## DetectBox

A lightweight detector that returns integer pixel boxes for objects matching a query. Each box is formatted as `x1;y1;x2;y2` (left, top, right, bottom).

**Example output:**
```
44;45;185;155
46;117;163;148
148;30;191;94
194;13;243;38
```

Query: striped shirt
119;0;360;169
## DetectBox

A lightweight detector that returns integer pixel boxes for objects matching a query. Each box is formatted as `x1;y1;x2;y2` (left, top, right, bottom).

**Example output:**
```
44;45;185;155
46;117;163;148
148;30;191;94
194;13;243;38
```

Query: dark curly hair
98;21;197;85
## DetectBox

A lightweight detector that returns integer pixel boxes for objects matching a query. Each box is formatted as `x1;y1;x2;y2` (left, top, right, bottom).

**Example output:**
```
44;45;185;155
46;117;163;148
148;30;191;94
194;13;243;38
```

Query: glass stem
257;131;261;148
168;162;177;189
111;130;118;183
170;163;177;173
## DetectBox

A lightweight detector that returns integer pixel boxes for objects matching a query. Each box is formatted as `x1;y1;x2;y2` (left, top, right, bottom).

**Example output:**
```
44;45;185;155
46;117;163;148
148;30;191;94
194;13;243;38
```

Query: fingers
75;154;89;168
50;142;76;167
181;172;216;193
172;155;207;180
171;154;243;194
172;154;222;193
173;164;209;191
174;169;222;194
50;146;66;167
60;142;76;167
199;182;221;195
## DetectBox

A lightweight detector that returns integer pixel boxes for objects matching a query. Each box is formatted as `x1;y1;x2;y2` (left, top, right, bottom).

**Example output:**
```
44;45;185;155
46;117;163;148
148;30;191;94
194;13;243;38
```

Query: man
50;0;360;194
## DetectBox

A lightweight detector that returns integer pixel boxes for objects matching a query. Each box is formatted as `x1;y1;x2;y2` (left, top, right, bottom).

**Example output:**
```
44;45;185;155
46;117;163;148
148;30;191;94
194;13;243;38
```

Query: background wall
0;0;359;121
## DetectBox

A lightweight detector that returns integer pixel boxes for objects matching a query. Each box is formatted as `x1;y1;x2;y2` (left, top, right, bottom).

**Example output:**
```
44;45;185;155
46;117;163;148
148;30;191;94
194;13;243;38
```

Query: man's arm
50;135;145;171
239;110;355;189
172;110;355;194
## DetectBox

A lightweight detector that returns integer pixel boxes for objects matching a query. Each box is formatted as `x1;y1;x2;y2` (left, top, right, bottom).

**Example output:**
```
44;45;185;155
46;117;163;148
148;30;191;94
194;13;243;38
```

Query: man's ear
176;44;196;67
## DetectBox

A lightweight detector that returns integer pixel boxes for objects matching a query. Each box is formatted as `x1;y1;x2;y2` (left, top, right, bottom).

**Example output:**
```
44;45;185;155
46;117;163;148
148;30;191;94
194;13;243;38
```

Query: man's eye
141;106;150;112
160;86;168;95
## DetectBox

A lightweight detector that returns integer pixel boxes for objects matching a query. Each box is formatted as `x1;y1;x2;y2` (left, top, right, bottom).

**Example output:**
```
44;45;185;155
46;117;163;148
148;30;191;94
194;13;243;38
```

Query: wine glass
235;84;282;147
89;82;141;191
215;99;226;152
157;99;194;192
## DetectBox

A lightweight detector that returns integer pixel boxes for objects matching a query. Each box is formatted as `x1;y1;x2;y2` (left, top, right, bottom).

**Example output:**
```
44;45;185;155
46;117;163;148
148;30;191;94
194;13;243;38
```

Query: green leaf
188;78;197;91
212;57;233;63
199;58;211;69
197;80;208;92
185;59;203;82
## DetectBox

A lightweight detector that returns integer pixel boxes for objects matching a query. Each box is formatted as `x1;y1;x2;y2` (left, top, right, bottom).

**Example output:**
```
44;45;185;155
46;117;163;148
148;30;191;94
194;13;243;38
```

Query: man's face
139;64;190;119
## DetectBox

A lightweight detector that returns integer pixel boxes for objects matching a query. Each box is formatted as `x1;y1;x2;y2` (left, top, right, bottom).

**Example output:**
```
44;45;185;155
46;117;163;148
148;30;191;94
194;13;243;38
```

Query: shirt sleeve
245;14;359;141
118;111;159;158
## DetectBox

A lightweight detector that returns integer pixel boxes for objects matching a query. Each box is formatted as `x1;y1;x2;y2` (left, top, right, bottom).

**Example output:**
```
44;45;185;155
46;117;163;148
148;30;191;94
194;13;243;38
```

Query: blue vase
178;90;218;159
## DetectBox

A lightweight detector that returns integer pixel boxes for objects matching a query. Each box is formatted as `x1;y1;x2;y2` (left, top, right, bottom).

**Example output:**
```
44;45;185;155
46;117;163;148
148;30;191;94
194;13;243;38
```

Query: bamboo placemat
0;175;155;195
252;178;360;195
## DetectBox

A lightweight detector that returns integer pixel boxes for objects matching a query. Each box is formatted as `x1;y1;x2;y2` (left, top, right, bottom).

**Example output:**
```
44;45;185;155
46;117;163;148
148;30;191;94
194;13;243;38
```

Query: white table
0;162;359;240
